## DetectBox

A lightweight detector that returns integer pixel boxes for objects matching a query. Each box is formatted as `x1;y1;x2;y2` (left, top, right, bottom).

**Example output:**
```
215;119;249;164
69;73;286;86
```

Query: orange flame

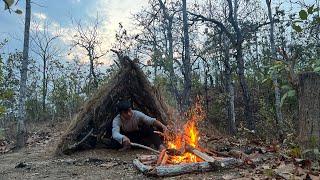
166;97;205;164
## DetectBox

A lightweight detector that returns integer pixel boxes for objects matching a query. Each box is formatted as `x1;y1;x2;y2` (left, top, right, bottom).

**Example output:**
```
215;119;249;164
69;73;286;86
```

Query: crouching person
111;100;167;151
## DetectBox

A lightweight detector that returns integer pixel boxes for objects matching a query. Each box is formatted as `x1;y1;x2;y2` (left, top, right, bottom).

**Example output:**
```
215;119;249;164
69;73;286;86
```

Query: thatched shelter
55;55;169;155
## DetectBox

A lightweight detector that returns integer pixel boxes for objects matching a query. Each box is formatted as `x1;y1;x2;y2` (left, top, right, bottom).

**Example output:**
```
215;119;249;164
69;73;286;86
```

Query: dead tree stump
297;72;320;152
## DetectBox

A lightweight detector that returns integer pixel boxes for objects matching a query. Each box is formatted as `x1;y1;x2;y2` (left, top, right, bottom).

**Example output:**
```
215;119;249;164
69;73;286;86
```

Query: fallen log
134;157;243;177
149;161;215;176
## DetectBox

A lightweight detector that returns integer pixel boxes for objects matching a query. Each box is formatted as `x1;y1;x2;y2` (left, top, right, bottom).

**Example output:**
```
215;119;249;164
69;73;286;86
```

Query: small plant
289;146;302;158
0;128;5;140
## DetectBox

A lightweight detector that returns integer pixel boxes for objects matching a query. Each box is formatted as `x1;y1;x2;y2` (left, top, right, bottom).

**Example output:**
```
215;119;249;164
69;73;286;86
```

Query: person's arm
153;119;168;133
136;110;168;132
112;116;125;144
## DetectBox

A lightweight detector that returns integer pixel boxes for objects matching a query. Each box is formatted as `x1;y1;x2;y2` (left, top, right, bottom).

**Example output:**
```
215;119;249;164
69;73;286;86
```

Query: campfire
133;99;241;176
164;98;205;164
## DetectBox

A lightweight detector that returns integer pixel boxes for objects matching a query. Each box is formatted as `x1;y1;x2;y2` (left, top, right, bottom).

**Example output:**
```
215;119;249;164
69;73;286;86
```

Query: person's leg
137;124;164;150
99;137;122;149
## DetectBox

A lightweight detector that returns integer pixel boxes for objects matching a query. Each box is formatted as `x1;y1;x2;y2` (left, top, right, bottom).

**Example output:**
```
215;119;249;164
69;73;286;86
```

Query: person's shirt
112;110;156;144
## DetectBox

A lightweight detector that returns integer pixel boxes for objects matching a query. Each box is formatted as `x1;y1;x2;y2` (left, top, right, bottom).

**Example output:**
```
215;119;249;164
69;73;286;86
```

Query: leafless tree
31;20;61;113
71;15;107;90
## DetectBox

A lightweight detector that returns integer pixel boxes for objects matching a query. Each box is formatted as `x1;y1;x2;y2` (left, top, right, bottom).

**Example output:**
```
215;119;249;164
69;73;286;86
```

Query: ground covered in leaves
0;121;319;179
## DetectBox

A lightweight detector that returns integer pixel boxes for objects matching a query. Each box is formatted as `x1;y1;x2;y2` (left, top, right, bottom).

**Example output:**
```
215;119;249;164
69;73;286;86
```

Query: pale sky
0;0;316;66
0;0;149;66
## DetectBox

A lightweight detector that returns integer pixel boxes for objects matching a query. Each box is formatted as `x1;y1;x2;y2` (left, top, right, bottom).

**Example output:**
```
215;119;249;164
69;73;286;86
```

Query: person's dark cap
117;100;131;113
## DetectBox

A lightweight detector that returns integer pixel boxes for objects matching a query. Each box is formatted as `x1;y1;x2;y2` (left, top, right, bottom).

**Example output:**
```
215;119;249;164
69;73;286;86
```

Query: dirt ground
2;121;317;180
0;122;230;180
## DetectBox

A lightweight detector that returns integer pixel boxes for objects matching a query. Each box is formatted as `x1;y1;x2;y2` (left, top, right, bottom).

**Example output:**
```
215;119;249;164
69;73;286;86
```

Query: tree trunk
266;0;284;139
226;0;254;130
42;56;47;113
297;72;320;152
236;45;255;130
182;0;192;108
17;0;31;148
224;51;236;134
158;0;180;107
167;17;180;106
89;55;98;89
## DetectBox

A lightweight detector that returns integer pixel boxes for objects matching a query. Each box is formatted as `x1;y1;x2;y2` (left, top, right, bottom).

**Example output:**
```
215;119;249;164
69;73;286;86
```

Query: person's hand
162;126;169;135
119;136;131;151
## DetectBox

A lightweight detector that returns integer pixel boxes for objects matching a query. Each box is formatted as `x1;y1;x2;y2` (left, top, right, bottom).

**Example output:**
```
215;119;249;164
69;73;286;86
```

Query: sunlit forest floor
0;121;318;179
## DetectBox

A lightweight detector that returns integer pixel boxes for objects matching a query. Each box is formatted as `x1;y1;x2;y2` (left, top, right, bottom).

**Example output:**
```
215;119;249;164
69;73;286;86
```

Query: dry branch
68;128;93;150
130;142;160;154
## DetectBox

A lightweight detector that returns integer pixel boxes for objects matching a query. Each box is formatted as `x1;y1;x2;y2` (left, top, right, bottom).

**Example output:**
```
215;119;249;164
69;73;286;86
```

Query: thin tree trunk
89;55;98;89
227;0;254;130
42;56;47;113
17;0;31;148
167;18;180;105
266;0;284;139
182;0;192;108
236;45;255;130
158;0;180;107
224;49;236;134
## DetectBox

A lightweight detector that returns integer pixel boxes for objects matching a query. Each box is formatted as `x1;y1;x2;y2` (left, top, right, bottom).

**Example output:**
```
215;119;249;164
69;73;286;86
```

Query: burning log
156;149;166;166
160;152;169;165
166;148;184;156
186;145;216;163
138;155;158;165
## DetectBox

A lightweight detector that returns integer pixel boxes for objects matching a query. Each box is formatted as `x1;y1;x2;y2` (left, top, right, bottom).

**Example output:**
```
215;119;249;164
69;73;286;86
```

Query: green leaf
307;5;314;14
4;0;14;10
299;10;308;20
292;24;303;32
287;89;296;97
14;9;22;14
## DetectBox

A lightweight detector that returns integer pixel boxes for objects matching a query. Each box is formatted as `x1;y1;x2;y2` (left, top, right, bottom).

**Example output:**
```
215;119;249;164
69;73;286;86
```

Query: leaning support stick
68;128;94;149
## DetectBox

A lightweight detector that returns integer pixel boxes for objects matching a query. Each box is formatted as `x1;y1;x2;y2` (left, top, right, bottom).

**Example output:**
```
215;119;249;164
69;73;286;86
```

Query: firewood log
156;149;166;166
